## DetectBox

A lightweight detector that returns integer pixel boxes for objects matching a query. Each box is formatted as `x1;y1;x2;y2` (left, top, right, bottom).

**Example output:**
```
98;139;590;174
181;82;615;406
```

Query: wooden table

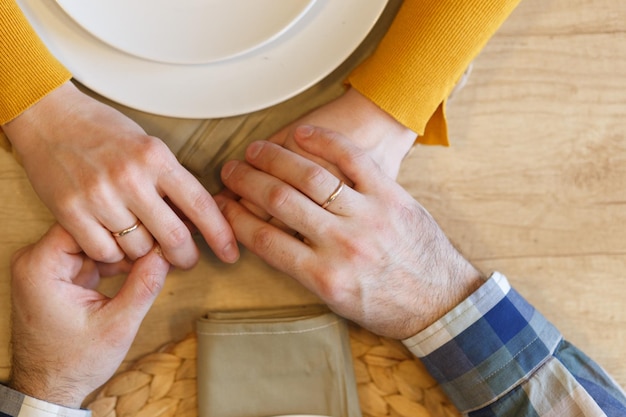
2;0;625;394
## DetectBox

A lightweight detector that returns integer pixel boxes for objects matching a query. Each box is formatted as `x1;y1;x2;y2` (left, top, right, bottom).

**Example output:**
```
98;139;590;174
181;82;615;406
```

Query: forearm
403;272;626;416
8;366;86;410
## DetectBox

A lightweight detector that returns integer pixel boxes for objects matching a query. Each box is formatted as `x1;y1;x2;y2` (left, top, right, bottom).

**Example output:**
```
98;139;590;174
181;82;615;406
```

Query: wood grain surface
1;0;625;396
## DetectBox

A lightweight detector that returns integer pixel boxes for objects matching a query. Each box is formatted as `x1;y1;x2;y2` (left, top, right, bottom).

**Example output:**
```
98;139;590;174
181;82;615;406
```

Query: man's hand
2;81;239;268
9;224;170;408
228;87;417;230
218;126;483;340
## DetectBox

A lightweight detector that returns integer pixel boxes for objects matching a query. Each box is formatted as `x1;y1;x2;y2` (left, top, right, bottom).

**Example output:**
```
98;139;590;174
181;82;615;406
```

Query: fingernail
247;141;263;160
223;242;240;263
296;125;314;138
221;160;238;180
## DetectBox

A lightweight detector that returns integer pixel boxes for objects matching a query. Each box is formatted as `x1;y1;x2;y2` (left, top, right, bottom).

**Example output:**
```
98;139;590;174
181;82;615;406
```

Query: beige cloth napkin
196;305;362;417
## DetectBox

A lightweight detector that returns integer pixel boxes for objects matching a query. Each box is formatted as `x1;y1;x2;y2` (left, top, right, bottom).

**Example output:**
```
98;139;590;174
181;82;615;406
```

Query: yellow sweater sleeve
0;1;72;125
347;0;521;146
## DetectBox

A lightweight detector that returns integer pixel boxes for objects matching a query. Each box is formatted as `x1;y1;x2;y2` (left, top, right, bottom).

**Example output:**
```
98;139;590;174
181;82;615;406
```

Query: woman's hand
3;81;238;268
218;126;483;339
266;87;416;180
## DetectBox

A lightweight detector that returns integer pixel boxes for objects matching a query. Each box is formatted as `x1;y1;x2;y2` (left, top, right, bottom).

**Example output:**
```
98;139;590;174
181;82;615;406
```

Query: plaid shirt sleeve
0;385;90;417
403;272;626;416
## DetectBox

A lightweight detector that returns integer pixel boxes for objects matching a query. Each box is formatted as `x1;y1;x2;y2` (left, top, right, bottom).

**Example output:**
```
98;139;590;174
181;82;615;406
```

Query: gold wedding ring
321;181;344;209
111;221;141;237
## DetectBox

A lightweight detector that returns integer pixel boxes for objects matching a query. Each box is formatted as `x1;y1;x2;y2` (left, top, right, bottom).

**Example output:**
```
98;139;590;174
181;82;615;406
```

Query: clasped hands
9;124;483;407
3;85;413;272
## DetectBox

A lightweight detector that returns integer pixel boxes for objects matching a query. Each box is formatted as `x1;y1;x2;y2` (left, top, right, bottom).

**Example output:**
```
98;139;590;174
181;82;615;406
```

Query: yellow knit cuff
0;1;72;124
416;101;450;147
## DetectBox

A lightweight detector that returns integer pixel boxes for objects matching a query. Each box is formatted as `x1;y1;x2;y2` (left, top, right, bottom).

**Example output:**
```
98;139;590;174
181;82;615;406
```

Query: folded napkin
196;305;362;417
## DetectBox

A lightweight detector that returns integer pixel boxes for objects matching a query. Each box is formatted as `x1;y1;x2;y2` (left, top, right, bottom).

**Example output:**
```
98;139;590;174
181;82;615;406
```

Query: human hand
218;126;483;340
9;224;170;408
2;81;239;268
228;87;416;229
266;87;416;180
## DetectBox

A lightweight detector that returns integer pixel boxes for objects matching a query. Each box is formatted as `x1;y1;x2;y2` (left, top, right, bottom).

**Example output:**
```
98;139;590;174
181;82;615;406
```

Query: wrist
9;369;86;409
438;258;485;324
405;257;485;340
1;81;80;157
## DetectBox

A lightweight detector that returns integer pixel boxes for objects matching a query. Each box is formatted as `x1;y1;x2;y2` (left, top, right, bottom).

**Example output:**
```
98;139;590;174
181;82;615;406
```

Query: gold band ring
321;181;344;209
111;221;141;237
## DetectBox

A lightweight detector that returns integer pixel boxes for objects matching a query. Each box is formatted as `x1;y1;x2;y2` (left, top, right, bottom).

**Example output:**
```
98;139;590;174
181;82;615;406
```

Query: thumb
108;245;170;324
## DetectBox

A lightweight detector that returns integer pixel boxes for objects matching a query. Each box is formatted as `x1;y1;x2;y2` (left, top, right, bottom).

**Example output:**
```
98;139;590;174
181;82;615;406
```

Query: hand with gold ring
218;126;483;340
218;88;417;233
3;81;239;268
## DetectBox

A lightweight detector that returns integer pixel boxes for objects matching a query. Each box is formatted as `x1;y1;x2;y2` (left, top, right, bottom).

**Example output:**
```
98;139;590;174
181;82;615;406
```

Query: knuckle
313;267;354;306
266;183;292;211
302;165;326;188
136;135;168;161
338;146;367;171
251;224;279;254
159;222;191;250
133;137;176;176
189;190;216;215
341;240;372;265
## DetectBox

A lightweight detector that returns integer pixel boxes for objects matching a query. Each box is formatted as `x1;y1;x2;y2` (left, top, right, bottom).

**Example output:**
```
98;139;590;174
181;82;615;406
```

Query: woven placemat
86;324;460;417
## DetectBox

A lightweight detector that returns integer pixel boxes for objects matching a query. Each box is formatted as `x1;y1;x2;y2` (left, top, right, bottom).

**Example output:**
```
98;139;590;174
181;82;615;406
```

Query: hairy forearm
9;363;85;409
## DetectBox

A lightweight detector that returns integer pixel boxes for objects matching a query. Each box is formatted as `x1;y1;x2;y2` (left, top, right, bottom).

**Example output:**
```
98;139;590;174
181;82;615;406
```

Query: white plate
17;0;387;119
55;0;316;65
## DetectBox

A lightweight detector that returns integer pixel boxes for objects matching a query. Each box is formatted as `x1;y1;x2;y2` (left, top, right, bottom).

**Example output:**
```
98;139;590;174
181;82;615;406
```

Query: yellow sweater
0;2;72;124
0;0;520;146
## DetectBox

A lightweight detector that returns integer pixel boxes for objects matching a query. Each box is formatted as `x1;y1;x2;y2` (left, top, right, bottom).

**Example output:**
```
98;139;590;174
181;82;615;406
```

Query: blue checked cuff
0;384;90;417
402;272;563;413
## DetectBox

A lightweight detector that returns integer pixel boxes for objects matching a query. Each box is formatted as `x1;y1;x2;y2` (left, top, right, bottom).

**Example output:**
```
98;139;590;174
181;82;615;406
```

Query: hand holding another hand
265;88;416;180
218;126;483;340
228;87;417;233
9;224;170;408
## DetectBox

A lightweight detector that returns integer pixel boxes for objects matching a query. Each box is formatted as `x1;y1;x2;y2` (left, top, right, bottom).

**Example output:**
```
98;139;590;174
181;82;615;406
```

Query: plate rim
54;0;318;65
17;0;388;119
